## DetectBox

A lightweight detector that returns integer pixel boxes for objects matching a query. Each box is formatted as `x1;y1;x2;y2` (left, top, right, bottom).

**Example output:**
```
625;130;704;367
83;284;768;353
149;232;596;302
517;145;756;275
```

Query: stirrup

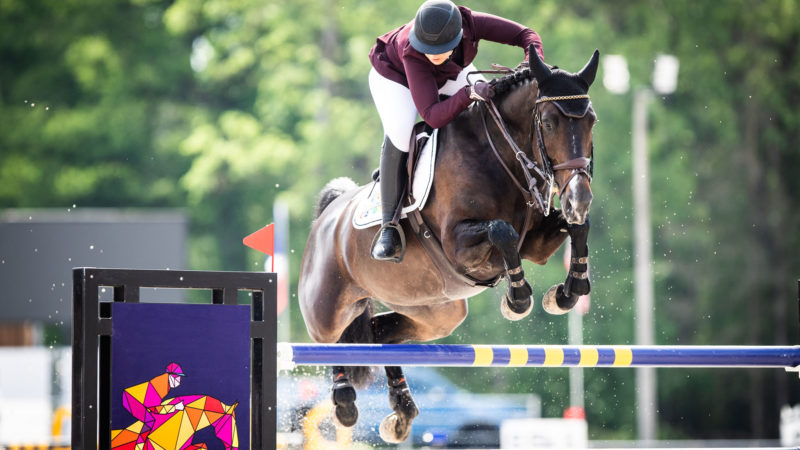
370;222;406;263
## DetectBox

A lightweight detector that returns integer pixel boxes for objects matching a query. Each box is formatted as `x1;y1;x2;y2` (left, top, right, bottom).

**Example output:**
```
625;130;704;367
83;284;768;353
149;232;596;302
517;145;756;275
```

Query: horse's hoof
331;381;358;427
332;401;358;428
542;284;573;315
501;293;533;321
379;412;413;443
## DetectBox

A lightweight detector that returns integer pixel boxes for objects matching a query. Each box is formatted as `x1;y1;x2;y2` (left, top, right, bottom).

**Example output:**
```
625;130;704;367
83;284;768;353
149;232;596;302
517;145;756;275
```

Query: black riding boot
370;137;408;262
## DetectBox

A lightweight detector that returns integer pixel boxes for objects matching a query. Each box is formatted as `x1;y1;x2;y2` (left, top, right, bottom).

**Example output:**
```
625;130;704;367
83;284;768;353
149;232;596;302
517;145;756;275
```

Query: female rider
368;0;545;262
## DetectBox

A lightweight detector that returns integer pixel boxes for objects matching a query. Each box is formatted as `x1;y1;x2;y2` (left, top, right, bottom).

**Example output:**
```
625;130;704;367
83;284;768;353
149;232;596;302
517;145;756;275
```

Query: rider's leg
365;64;483;262
371;137;408;261
368;68;417;262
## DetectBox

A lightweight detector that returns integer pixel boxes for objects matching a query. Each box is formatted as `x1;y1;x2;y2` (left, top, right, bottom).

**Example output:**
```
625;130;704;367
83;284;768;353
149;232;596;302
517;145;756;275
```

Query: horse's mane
487;67;537;98
486;65;566;98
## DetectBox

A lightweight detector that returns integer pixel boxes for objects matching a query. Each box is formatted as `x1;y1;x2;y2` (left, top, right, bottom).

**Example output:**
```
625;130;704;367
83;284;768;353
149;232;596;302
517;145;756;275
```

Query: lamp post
602;53;679;443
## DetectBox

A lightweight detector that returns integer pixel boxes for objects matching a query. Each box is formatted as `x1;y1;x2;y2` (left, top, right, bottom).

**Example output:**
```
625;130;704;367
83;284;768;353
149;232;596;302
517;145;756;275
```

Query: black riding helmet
409;0;463;55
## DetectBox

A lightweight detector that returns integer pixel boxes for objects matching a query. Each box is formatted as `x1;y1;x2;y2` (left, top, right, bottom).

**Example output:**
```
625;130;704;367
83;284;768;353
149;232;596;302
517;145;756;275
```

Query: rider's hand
469;81;495;102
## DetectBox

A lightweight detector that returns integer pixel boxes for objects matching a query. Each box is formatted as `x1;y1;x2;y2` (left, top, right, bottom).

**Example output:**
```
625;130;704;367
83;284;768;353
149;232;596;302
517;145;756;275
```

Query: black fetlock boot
370;137;408;262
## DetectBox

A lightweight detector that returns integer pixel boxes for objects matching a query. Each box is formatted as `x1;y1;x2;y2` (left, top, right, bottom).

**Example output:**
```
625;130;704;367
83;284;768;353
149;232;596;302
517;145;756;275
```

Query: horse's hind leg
543;216;591;314
378;365;419;443
331;365;359;427
330;303;374;428
369;302;467;443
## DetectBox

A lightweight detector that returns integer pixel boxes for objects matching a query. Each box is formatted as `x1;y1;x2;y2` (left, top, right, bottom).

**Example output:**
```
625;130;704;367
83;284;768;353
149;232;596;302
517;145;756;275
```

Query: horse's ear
578;49;600;87
529;44;551;81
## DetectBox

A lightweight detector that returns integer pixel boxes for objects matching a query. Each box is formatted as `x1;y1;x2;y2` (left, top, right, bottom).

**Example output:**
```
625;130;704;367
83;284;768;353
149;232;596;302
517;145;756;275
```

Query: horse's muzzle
562;174;592;225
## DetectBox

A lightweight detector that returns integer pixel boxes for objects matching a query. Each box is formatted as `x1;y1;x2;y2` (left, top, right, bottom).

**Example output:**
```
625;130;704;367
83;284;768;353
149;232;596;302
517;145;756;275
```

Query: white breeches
368;64;484;152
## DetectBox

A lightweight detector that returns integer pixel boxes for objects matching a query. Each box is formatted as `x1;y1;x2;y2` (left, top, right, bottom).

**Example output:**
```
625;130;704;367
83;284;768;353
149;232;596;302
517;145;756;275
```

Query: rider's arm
404;56;472;129
468;11;544;62
122;380;151;421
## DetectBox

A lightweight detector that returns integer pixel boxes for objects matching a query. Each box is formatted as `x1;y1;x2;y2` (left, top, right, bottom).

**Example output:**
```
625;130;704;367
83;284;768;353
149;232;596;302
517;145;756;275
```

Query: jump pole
278;343;800;372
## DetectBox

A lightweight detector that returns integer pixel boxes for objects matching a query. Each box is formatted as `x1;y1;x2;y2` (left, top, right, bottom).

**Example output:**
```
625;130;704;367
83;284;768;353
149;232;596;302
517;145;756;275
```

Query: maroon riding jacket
369;6;544;129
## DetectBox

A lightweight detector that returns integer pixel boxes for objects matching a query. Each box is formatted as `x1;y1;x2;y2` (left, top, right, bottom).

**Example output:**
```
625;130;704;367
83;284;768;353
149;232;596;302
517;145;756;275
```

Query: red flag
243;223;275;272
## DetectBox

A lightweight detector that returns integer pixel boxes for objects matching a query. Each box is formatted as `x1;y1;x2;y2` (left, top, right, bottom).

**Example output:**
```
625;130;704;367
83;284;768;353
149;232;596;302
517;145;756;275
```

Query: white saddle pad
353;129;438;229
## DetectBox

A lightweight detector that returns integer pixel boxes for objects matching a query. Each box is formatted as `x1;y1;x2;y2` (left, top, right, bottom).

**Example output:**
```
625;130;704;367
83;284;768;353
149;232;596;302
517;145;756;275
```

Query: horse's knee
487;220;519;249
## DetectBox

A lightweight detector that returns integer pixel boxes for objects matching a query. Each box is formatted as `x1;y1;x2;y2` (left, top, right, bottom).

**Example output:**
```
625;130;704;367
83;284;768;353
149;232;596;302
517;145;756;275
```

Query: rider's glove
469;81;495;102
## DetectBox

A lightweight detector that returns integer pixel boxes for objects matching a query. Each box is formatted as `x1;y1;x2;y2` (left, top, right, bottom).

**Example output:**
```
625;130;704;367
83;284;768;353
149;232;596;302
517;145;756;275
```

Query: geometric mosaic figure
112;363;239;450
111;302;251;448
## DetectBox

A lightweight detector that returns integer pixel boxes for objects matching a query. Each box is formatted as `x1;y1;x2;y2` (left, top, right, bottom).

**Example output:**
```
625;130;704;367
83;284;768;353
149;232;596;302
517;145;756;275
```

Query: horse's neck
497;81;537;133
479;83;537;159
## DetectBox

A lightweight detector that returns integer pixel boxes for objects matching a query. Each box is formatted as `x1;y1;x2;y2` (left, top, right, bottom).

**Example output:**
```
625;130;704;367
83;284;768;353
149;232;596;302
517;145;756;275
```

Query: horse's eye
542;119;556;132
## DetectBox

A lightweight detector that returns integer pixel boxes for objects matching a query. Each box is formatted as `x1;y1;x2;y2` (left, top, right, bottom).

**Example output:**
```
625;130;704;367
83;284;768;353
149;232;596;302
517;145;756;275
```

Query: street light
602;53;679;443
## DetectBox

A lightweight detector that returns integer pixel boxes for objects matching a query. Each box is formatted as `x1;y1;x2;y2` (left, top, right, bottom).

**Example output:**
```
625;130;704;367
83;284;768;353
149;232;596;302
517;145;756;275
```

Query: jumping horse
298;47;599;443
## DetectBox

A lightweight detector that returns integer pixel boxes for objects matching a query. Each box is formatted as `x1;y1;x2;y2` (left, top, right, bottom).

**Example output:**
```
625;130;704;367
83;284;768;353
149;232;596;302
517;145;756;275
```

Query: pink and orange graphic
111;362;239;450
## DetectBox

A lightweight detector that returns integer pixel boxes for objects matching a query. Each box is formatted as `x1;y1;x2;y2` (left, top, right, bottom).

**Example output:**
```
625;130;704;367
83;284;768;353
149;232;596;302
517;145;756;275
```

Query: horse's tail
336;300;376;388
315;177;358;219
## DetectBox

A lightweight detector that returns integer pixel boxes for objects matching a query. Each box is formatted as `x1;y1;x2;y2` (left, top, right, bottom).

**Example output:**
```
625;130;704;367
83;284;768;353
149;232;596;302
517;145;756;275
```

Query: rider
368;0;545;262
121;362;186;431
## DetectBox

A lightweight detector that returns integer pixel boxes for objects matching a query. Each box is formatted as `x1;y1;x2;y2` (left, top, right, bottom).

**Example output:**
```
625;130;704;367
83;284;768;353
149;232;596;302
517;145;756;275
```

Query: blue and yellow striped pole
278;343;800;369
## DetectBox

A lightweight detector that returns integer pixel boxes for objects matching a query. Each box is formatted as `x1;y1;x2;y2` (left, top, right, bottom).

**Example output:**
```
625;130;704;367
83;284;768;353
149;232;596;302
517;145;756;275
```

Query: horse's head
528;48;598;225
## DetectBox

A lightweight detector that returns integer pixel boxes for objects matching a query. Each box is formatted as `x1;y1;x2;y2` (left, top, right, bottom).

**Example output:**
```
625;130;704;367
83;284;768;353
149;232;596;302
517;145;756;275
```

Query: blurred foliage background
2;0;799;441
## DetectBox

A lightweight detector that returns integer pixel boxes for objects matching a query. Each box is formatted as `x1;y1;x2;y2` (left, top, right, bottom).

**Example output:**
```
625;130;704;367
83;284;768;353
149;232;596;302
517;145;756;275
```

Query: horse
112;395;239;449
298;47;599;444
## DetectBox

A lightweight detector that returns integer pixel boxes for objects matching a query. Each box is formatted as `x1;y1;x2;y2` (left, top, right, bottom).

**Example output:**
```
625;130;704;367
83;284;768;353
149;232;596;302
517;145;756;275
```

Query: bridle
533;95;594;198
476;78;593;250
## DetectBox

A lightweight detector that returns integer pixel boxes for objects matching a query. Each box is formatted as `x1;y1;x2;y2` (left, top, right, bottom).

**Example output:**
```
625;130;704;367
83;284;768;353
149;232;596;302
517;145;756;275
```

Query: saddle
353;123;437;230
406;122;435;203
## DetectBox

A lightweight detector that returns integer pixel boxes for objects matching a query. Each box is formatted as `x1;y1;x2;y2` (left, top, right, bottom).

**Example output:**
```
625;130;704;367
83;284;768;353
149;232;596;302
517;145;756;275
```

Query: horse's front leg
543;216;591;314
454;219;533;320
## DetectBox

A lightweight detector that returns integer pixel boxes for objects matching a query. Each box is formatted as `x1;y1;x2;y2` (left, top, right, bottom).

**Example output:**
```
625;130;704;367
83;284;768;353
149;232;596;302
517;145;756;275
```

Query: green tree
0;0;194;209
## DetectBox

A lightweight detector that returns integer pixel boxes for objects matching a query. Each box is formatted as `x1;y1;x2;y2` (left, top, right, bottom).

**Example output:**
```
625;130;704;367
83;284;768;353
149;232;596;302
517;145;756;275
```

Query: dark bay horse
298;48;599;443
